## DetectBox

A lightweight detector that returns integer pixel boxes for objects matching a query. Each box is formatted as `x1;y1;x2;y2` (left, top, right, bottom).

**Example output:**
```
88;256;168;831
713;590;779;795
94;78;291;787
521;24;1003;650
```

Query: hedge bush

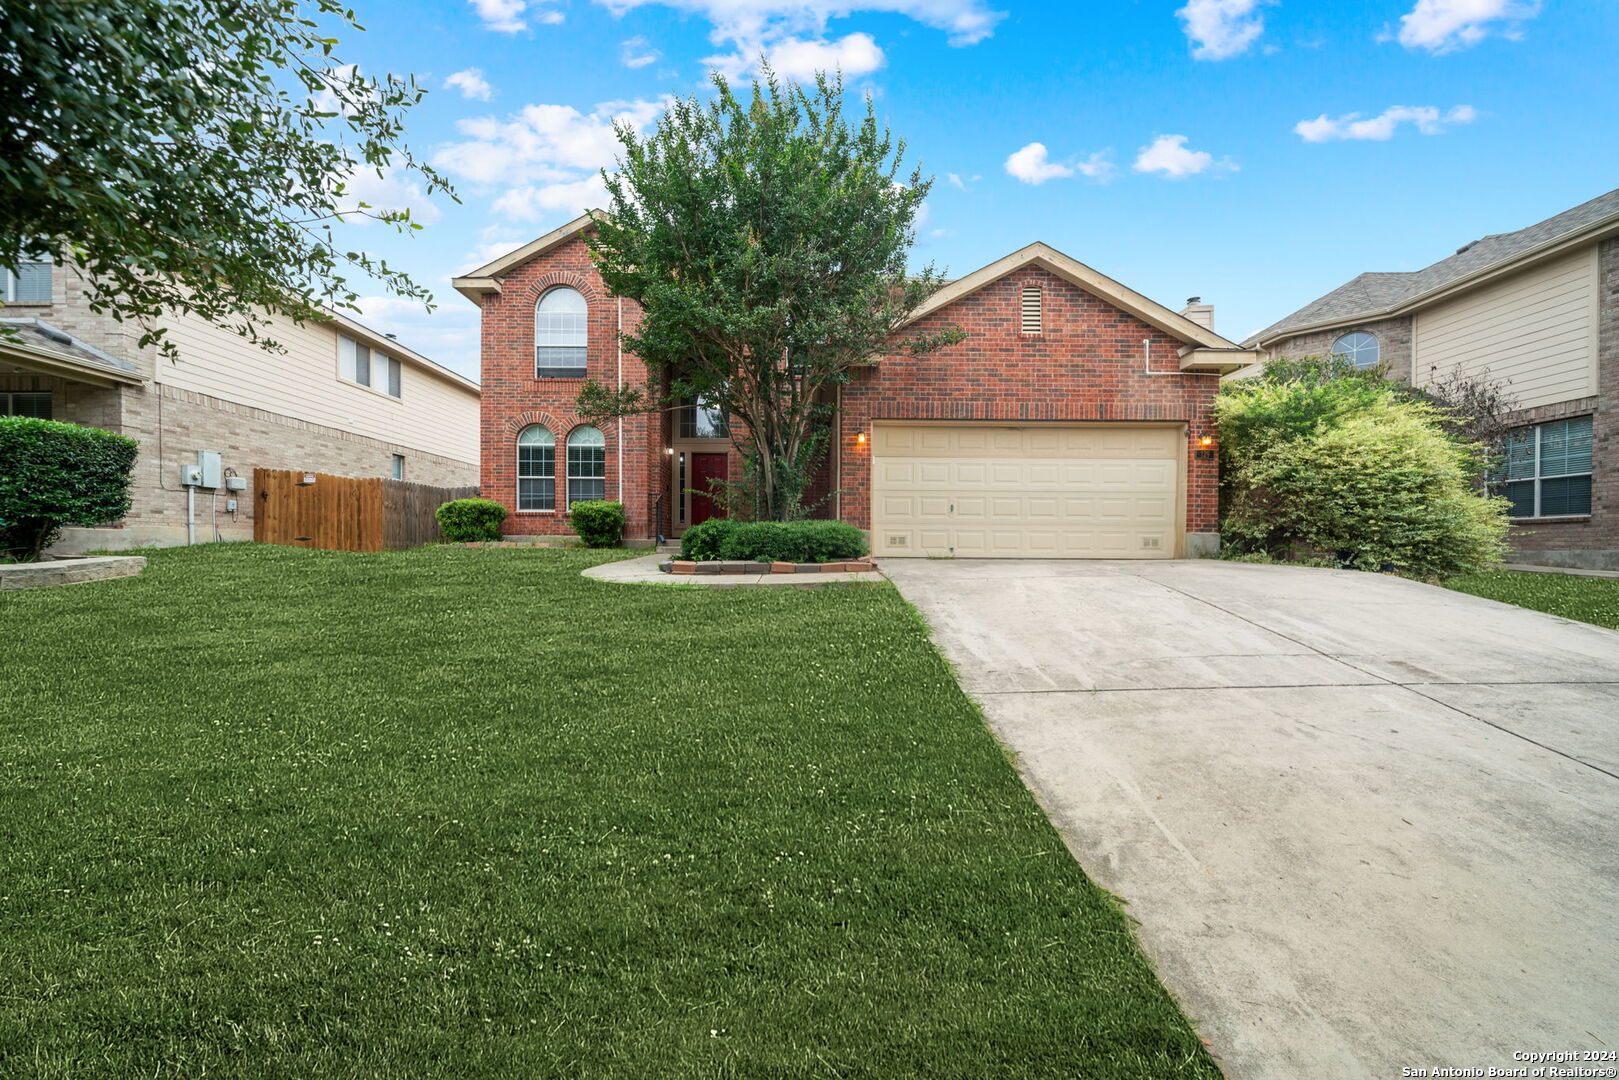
679;518;867;562
435;498;508;543
570;500;625;548
0;417;138;560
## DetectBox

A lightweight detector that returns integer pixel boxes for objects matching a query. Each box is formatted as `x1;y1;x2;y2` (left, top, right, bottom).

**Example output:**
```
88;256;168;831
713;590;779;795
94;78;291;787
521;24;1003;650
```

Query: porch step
656;542;681;554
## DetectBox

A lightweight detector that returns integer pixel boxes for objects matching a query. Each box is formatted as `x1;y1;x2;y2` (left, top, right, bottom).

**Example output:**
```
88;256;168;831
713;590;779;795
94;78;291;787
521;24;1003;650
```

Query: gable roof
451;212;598;302
0;318;145;386
898;242;1242;352
1248;186;1619;347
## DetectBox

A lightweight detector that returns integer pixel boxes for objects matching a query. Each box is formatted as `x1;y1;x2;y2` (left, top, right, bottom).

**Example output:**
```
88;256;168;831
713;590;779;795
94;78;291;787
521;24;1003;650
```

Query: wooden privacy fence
254;469;479;552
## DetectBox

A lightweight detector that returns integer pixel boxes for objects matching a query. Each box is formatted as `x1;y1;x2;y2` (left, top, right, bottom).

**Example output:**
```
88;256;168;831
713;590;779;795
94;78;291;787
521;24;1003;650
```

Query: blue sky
329;0;1619;378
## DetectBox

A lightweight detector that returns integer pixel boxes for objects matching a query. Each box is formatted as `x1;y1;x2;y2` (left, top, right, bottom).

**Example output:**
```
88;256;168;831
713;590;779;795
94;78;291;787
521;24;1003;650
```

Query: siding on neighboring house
160;307;479;465
1412;245;1600;408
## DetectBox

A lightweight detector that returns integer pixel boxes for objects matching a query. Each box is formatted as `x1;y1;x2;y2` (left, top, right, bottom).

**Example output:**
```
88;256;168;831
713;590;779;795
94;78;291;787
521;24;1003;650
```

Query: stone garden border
0;554;147;590
662;558;879;576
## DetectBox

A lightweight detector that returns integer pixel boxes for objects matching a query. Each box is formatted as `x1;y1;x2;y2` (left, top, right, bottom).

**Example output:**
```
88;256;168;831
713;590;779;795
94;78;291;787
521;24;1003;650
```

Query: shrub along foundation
662;558;878;575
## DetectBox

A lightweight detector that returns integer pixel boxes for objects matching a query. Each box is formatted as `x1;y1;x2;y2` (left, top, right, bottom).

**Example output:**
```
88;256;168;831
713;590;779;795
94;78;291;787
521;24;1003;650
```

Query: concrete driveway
884;558;1619;1080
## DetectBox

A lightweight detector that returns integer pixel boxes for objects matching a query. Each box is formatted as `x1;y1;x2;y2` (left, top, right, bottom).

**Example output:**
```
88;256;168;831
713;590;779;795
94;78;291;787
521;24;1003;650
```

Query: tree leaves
0;0;453;357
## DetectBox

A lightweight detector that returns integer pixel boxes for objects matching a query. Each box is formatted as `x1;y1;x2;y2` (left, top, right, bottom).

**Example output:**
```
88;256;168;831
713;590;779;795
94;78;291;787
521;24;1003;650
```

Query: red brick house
453;213;1257;559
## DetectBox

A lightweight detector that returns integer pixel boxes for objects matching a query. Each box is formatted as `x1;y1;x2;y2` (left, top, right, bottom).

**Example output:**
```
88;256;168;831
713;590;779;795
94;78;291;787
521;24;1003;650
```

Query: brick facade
477;244;1223;550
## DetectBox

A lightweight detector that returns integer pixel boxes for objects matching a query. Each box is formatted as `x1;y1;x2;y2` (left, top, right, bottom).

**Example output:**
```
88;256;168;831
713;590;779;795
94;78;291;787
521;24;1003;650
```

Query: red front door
690;452;728;526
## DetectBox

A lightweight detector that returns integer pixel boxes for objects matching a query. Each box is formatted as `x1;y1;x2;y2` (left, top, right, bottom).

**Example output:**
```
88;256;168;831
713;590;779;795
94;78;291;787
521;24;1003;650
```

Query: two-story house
1;256;480;552
453;213;1255;560
1246;188;1618;571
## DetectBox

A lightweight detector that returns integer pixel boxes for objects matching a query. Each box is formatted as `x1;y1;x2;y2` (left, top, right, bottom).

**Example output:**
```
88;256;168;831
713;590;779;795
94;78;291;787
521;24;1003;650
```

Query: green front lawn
1445;569;1619;630
0;545;1216;1079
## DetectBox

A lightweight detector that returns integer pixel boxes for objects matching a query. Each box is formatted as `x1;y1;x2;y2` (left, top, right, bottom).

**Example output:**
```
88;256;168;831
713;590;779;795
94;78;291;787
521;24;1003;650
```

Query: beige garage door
871;424;1182;559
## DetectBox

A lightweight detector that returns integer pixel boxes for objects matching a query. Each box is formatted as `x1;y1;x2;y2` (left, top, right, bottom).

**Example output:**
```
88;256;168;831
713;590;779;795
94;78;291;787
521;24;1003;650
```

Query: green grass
1445;569;1619;630
0;545;1217;1079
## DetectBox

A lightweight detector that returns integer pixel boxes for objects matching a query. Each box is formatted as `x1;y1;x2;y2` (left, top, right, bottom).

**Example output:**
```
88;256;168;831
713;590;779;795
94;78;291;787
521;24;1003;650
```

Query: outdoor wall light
665;446;674;455
856;432;868;445
1198;435;1214;448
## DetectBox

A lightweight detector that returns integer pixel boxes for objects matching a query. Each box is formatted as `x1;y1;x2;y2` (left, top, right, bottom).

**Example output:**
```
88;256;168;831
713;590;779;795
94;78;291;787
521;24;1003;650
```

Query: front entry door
690;453;728;526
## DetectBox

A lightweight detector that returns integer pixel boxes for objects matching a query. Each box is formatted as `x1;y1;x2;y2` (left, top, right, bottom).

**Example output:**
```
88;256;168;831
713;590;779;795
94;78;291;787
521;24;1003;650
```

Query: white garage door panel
873;425;1181;559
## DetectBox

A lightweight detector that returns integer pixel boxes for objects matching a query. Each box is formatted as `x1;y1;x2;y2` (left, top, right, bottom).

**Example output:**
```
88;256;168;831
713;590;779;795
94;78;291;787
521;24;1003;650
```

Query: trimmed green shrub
435;498;508;543
0;417;138;560
570;500;625;548
1223;400;1510;579
678;518;867;562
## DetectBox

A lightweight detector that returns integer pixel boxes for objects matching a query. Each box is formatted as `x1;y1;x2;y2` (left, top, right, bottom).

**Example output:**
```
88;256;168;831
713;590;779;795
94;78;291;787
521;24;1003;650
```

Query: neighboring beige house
1246;188;1618;571
1;257;479;552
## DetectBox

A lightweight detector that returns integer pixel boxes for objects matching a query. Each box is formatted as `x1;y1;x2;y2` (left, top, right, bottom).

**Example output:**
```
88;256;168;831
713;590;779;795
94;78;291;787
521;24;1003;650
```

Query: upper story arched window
1332;332;1380;369
536;287;588;378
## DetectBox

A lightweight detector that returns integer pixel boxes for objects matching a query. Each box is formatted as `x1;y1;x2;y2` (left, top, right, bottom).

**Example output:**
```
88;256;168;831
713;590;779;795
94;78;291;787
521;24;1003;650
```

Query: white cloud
1005;143;1073;185
470;0;564;32
335;166;443;225
1132;134;1235;178
763;32;885;79
1177;0;1270;60
1394;0;1540;53
1005;144;1116;185
445;68;494;101
433;98;666;222
946;172;981;190
1294;104;1478;142
596;0;1001;78
620;36;662;67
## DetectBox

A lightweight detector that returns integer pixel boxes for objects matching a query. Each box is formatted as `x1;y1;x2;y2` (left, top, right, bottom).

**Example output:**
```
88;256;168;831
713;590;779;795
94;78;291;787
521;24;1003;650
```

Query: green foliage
1214;354;1395;471
579;68;964;521
1;0;451;356
435;498;507;543
1222;400;1510;579
0;417;137;560
569;500;625;548
678;518;868;562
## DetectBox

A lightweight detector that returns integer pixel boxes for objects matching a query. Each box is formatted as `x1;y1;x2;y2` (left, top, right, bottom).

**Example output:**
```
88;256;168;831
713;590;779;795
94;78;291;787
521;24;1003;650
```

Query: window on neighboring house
1497;416;1593;518
1021;285;1042;335
678;395;728;439
566;425;606;507
339;335;402;397
1331;331;1380;369
536;287;588;378
0;391;52;418
2;253;52;304
517;425;555;511
391;454;405;481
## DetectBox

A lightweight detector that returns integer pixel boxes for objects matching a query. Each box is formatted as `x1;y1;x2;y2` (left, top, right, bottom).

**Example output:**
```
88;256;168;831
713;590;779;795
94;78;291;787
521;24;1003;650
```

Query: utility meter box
196;451;223;489
225;475;248;492
179;463;203;486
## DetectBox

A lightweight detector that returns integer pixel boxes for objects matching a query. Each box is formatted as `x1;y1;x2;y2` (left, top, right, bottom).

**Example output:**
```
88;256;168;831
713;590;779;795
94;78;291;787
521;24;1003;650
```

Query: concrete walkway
582;552;886;587
884;558;1619;1080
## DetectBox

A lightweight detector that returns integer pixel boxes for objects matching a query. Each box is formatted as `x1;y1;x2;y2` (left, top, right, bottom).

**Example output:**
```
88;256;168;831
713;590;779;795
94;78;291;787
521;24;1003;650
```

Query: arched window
1332;332;1380;369
516;425;555;511
536;287;588;378
567;425;606;507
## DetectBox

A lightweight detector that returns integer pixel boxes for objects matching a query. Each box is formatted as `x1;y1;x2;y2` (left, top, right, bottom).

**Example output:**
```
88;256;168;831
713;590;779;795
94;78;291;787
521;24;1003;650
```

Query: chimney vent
1180;299;1215;331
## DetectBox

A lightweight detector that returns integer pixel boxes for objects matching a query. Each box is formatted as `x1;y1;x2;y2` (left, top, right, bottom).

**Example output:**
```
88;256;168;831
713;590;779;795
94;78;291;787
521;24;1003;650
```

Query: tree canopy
0;0;450;353
578;70;963;521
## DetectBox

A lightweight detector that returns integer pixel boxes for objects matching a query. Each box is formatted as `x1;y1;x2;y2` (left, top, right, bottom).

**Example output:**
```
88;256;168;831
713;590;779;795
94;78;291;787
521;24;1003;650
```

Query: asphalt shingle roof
1247;186;1619;346
0;318;140;375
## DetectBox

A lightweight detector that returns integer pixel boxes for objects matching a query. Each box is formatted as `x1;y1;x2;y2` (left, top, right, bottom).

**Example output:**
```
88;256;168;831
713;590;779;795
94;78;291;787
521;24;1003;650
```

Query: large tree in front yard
578;70;963;521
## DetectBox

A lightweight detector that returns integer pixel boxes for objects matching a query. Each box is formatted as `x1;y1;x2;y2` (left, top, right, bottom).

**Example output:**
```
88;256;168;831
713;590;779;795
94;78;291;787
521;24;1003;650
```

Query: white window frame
391;454;405;481
1331;331;1380;369
2;252;53;304
1498;416;1594;519
338;334;402;399
536;287;588;378
517;425;557;512
566;425;606;508
0;390;53;418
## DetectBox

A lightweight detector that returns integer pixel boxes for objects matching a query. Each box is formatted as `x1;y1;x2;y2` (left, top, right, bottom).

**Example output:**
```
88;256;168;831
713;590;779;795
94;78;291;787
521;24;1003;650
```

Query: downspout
616;296;624;522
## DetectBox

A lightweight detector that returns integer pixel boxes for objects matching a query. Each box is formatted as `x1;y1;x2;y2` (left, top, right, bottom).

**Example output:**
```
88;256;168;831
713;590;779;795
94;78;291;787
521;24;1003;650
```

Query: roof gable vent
1021;285;1042;335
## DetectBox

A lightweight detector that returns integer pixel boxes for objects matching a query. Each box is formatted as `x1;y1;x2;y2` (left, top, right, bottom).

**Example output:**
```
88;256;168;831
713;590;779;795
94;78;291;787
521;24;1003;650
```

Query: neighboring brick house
1;257;480;551
1246;187;1619;570
453;214;1256;559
